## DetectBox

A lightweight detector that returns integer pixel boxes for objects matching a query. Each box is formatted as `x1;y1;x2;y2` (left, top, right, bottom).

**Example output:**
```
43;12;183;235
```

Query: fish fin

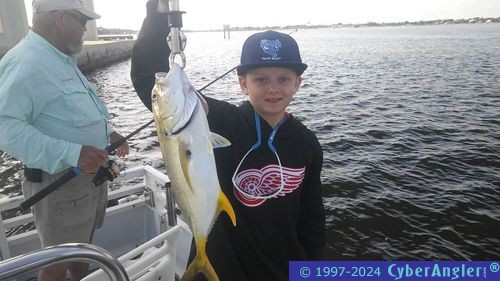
181;236;219;281
210;132;231;148
217;191;237;226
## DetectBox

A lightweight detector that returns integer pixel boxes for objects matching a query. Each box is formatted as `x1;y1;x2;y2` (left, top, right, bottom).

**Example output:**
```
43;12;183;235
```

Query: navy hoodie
131;2;325;280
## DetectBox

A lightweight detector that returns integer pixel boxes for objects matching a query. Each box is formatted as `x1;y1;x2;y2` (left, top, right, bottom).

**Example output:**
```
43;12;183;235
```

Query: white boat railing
84;224;185;281
0;165;192;281
0;243;129;281
0;165;170;261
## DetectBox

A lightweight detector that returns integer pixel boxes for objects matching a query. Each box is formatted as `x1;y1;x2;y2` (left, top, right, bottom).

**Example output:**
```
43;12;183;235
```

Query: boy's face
239;67;302;126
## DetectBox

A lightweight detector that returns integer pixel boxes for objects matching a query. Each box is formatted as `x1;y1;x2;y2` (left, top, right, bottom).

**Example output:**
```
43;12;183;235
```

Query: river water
1;24;499;260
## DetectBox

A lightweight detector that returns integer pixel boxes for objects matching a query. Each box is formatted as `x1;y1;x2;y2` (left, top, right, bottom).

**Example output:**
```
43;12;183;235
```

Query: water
1;24;499;260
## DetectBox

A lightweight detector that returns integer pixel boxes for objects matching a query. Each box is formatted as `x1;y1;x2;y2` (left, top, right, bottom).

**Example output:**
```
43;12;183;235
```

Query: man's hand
77;146;108;174
109;131;130;157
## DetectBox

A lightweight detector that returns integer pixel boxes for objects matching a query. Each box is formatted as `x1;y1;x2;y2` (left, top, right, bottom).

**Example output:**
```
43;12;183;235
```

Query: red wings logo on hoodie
233;165;305;207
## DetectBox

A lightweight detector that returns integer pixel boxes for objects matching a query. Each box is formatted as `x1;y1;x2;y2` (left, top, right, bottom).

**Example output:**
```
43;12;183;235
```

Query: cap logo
260;39;282;61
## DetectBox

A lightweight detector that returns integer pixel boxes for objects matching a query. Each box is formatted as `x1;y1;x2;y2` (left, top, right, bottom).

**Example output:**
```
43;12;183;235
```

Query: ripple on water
1;26;500;260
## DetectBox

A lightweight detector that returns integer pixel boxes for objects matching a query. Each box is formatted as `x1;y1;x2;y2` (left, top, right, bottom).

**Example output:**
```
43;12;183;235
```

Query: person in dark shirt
131;2;325;280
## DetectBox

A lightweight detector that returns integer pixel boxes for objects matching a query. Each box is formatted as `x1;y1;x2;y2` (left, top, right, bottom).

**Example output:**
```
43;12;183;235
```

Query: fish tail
181;236;219;281
217;190;236;226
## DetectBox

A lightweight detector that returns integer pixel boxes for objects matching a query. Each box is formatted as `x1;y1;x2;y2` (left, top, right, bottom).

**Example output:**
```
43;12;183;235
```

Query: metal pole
165;183;177;227
167;0;186;68
0;243;129;281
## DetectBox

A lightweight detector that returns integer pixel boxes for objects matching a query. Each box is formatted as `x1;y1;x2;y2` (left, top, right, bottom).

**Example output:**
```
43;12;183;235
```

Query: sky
23;0;500;31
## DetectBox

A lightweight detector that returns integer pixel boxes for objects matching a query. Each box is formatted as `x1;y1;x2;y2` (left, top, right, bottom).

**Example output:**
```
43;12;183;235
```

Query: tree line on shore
98;16;500;34
225;17;500;32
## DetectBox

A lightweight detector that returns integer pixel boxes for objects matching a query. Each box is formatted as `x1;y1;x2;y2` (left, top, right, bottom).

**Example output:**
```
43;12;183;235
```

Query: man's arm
0;62;83;173
0;61;111;174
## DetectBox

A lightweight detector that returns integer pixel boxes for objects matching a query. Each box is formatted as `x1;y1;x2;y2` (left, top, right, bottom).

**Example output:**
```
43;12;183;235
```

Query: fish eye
152;93;158;100
185;150;191;157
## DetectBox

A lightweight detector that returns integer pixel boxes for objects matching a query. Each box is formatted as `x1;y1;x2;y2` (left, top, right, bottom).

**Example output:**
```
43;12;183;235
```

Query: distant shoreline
98;16;500;34
189;16;500;33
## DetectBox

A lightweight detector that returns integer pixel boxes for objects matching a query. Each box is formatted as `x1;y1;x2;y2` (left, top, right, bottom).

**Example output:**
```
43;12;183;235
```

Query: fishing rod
199;30;299;90
197;30;298;90
198;66;237;92
18;0;233;212
18;62;239;213
18;119;155;212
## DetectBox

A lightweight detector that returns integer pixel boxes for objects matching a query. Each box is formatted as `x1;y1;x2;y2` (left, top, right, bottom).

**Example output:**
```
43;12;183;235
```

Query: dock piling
223;25;230;39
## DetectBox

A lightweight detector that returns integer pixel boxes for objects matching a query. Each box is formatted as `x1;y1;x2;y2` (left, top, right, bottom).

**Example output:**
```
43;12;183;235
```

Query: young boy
131;2;325;280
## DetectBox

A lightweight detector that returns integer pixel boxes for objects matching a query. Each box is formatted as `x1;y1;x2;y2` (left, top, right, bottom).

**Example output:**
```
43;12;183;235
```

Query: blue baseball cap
236;30;308;76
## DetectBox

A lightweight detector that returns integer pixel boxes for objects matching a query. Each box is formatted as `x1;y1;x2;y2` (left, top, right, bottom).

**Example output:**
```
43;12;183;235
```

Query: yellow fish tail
217;190;236;226
181;236;219;281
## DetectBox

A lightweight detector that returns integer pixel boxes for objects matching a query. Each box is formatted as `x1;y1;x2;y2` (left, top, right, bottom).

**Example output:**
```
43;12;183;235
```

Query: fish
151;63;236;281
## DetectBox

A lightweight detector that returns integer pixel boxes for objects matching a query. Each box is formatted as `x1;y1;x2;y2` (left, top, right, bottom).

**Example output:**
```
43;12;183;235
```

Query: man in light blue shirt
0;0;129;280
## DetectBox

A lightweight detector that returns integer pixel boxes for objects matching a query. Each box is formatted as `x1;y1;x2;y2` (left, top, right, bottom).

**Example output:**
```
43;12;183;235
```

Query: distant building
0;0;29;57
223;24;230;39
83;0;98;41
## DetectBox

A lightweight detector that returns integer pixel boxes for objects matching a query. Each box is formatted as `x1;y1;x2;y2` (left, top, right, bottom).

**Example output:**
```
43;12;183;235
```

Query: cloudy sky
23;0;500;31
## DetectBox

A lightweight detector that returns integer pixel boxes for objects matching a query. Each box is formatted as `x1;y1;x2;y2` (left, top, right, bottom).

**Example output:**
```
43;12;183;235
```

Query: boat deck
0;165;192;281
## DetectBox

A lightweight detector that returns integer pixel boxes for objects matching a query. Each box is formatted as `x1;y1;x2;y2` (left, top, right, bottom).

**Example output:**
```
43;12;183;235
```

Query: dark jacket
131;2;325;280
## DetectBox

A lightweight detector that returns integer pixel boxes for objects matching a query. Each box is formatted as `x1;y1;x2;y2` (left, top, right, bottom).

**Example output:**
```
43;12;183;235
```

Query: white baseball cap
33;0;101;19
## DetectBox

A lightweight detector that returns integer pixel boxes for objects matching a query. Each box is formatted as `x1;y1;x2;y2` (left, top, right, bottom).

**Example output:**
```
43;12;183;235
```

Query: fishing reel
92;159;121;186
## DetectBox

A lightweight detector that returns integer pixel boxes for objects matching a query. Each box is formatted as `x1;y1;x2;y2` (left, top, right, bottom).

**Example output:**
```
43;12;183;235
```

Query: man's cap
236;30;307;76
33;0;101;20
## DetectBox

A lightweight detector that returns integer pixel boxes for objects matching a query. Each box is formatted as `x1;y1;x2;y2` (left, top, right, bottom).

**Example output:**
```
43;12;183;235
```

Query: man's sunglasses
64;11;88;26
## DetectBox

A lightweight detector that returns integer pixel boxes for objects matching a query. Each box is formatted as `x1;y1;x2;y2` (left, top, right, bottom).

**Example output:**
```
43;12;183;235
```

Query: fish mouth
158;115;175;127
